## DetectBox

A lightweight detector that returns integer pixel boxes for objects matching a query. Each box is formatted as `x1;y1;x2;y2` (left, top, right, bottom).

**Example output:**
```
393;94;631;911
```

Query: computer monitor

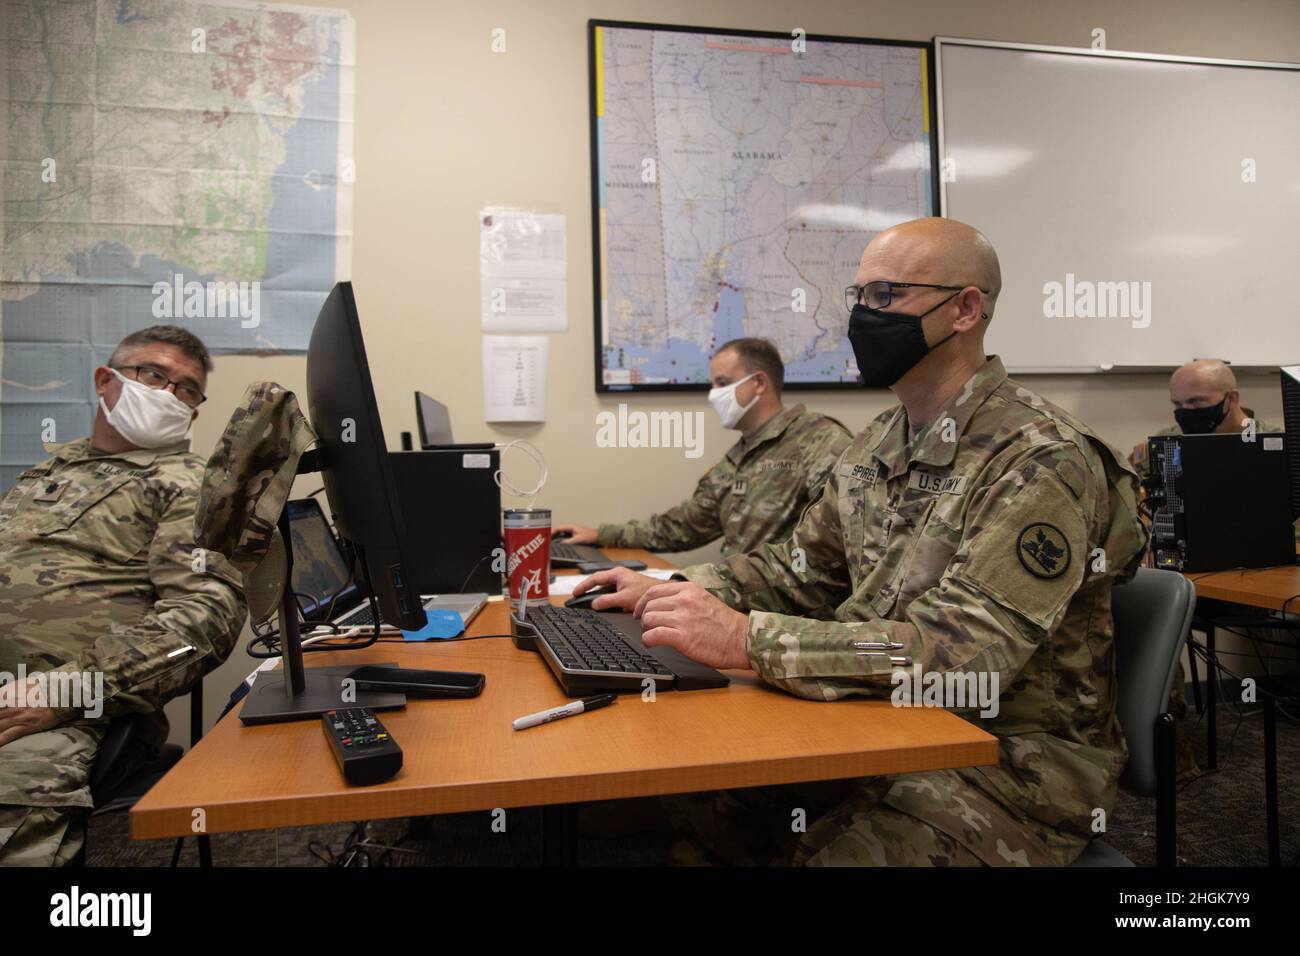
238;282;417;725
306;282;426;630
415;391;454;447
1280;365;1300;522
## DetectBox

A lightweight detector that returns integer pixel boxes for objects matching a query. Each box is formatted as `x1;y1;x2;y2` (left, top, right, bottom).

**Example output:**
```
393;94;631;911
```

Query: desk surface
131;550;999;840
1186;564;1300;613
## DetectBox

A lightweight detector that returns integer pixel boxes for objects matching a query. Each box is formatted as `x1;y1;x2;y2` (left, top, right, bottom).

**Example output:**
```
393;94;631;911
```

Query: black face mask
1174;395;1229;434
848;293;959;388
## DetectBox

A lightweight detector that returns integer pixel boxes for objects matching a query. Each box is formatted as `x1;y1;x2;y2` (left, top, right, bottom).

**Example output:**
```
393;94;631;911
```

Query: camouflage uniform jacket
683;357;1147;847
0;437;246;724
597;404;851;557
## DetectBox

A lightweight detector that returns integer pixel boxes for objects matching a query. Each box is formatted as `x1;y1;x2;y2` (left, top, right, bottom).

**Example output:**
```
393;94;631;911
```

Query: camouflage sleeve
680;464;850;618
800;420;852;499
49;487;246;722
595;462;727;553
745;443;1101;702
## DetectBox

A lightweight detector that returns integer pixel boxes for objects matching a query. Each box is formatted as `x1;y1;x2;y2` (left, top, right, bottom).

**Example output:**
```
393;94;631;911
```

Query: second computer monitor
415;391;455;448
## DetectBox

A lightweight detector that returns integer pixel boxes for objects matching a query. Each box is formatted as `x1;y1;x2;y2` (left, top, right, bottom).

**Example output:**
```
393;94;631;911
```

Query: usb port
390;564;404;589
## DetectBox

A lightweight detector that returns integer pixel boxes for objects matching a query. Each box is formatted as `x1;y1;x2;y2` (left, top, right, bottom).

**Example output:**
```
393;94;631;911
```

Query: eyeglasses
114;365;206;408
844;280;990;314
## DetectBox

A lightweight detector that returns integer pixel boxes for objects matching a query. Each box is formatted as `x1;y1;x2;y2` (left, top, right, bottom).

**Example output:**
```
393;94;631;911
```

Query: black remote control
321;708;403;786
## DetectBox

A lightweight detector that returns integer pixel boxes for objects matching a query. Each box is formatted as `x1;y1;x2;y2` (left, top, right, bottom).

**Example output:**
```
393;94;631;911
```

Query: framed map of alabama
589;20;937;391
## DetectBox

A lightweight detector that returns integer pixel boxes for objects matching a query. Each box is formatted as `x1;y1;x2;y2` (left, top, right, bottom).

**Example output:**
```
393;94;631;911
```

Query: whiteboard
936;38;1300;371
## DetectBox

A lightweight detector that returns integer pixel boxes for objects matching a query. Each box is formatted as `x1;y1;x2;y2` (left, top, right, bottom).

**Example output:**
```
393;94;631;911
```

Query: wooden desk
1185;564;1300;613
1182;562;1299;867
131;550;998;842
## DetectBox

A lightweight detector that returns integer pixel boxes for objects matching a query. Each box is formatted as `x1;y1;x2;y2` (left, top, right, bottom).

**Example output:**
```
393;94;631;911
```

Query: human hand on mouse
571;566;663;611
553;523;597;544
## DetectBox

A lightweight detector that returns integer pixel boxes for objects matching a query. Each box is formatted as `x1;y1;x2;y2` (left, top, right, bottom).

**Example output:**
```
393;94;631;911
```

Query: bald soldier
1130;359;1283;477
576;217;1146;866
557;337;850;558
1130;359;1286;783
0;326;245;866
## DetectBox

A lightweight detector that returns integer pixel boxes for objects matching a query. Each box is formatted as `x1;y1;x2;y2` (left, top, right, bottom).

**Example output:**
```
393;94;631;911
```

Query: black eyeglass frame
844;280;991;314
113;364;207;408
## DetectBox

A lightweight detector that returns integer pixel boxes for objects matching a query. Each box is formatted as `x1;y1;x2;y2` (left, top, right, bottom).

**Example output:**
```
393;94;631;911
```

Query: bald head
855;217;1002;313
1170;359;1237;402
1168;358;1246;434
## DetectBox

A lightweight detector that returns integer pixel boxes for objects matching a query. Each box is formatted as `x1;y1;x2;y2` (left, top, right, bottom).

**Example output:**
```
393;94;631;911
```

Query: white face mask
99;369;194;449
708;372;759;429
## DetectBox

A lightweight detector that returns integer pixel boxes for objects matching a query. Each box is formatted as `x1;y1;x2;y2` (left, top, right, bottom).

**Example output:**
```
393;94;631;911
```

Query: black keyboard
550;541;607;564
523;604;728;696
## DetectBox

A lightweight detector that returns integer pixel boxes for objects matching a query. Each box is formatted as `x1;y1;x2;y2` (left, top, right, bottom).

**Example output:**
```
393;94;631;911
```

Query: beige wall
168;0;1300;739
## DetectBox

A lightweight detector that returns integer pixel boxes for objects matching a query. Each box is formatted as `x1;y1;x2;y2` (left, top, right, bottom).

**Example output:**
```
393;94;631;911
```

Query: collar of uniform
43;436;191;466
730;403;804;462
870;356;1009;474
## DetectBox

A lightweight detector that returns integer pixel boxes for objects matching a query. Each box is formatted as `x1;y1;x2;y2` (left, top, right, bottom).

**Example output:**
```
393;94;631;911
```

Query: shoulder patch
1016;522;1071;579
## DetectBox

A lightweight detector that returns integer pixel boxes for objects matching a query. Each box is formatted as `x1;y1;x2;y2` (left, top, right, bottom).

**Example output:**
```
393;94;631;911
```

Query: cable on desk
494;438;547;509
453;550;498;596
374;633;515;643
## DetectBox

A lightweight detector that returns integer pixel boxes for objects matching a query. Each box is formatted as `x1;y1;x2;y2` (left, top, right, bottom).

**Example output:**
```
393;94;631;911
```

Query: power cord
494;438;547;509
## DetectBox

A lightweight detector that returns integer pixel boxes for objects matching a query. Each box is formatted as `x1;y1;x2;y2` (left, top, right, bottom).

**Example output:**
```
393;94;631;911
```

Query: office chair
1071;567;1196;867
79;681;212;866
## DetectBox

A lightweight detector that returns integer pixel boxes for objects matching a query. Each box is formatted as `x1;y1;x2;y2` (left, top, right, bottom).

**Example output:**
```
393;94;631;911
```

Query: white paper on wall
480;207;567;332
482;335;548;423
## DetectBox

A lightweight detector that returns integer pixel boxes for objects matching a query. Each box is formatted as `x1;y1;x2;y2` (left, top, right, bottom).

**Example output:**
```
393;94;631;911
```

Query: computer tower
1281;366;1300;522
1146;432;1295;572
388;448;502;593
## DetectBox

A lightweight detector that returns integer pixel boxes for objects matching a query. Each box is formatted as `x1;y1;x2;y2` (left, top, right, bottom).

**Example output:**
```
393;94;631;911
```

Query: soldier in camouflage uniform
578;218;1147;866
0;327;246;866
1129;359;1284;480
1130;358;1289;784
556;338;850;558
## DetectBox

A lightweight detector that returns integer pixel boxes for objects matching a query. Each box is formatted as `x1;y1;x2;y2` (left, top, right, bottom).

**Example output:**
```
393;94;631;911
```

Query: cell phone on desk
348;665;485;699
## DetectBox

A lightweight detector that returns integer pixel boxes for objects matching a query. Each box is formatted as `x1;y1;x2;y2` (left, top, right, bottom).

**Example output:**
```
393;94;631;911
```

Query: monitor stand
238;481;407;725
237;664;405;725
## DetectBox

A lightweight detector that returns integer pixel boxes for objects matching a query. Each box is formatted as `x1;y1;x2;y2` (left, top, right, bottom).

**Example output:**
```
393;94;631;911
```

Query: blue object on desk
401;609;465;641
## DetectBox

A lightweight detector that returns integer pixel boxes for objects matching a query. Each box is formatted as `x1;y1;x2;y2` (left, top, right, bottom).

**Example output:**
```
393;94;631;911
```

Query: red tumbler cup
504;508;551;606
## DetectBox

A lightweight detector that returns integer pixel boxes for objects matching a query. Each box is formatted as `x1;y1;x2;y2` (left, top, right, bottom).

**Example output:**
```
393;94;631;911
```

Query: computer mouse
564;585;620;611
552;529;573;540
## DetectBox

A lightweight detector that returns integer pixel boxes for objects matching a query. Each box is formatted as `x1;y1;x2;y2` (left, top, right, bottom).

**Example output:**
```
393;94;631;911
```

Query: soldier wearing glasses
578;218;1146;866
0;326;245;866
